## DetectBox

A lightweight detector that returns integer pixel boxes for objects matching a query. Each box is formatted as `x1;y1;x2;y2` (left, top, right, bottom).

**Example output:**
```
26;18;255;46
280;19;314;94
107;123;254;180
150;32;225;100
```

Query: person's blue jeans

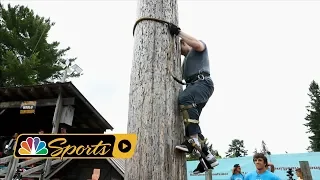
178;76;214;137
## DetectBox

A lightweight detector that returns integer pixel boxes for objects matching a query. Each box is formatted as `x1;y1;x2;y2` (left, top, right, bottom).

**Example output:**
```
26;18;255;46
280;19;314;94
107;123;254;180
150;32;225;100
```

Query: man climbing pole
167;23;219;174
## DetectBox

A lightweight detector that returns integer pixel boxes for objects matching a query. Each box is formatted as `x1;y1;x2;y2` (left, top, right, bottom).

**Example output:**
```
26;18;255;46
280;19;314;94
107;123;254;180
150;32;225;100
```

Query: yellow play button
118;140;131;153
122;143;128;149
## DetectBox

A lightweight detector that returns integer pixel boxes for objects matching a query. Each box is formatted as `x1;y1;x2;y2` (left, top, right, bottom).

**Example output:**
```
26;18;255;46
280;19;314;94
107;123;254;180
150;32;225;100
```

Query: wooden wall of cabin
53;159;124;180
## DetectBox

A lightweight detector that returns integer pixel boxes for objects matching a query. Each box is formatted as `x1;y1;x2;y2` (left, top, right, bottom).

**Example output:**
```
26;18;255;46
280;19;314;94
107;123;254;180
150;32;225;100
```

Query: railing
0;155;13;165
0;155;68;180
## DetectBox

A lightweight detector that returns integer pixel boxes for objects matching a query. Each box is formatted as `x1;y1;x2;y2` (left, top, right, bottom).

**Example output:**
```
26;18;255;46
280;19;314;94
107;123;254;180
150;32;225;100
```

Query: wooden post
5;138;19;180
125;0;186;179
40;93;63;180
5;157;18;180
205;169;213;180
299;161;313;180
4;156;14;180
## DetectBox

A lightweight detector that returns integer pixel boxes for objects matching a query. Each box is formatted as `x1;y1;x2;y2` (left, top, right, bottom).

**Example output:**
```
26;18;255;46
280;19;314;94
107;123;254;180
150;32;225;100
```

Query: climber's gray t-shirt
182;40;210;80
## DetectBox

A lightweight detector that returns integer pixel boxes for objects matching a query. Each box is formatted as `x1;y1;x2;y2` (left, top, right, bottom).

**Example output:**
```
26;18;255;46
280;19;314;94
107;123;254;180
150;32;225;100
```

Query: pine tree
226;139;248;158
0;3;80;87
304;80;320;151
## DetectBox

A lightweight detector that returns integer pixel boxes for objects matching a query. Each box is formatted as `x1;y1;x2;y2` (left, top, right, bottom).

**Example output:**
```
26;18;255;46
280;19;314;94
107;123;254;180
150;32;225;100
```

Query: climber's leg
193;104;219;168
189;108;219;174
175;77;214;155
198;133;219;167
174;89;201;155
175;77;220;173
192;134;219;174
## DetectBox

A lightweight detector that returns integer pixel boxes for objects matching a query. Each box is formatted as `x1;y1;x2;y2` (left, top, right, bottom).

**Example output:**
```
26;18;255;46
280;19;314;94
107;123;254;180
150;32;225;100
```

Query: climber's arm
178;31;205;52
167;23;205;52
268;163;275;173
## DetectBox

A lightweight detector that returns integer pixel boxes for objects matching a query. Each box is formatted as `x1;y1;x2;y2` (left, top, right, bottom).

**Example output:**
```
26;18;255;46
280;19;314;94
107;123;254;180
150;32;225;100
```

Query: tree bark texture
125;0;187;180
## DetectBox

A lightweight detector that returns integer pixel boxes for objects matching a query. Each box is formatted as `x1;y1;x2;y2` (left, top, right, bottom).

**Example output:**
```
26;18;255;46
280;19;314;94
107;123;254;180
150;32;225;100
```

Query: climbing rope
132;17;187;85
133;17;172;36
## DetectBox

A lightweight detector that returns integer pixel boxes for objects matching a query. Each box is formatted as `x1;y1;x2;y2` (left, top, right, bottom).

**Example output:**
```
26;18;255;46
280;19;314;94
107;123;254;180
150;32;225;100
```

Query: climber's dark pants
178;76;214;138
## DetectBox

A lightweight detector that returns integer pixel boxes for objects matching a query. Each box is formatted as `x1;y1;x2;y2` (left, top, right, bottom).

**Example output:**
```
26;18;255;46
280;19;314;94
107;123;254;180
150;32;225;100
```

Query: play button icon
118;140;131;153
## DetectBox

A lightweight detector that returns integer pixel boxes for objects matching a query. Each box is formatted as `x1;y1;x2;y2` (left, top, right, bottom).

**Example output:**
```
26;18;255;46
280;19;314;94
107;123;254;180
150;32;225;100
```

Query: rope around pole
133;17;172;36
132;17;186;85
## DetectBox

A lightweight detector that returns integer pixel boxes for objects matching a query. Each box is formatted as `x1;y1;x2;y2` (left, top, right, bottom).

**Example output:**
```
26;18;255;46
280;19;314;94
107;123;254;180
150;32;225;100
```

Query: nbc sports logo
18;137;48;155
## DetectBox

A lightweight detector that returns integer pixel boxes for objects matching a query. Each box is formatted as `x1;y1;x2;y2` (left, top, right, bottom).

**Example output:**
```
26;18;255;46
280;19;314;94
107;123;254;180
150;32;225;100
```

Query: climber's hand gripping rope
168;23;181;36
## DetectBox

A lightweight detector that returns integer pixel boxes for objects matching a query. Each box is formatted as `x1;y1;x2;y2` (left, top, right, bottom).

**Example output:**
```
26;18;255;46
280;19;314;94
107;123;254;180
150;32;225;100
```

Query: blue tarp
187;152;320;180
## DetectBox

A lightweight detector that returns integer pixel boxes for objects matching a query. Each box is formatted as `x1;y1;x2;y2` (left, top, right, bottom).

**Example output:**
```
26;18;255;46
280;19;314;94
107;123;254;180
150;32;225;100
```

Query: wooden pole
125;0;186;179
299;161;313;180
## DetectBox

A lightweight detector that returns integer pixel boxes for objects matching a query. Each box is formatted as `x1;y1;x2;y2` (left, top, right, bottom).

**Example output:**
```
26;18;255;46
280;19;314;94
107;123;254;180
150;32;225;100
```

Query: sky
3;0;320;157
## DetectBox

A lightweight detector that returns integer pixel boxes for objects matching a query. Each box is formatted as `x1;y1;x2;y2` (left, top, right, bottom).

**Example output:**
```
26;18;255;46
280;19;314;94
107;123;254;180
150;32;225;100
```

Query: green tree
186;141;222;161
0;3;80;87
304;80;320;151
225;139;248;158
